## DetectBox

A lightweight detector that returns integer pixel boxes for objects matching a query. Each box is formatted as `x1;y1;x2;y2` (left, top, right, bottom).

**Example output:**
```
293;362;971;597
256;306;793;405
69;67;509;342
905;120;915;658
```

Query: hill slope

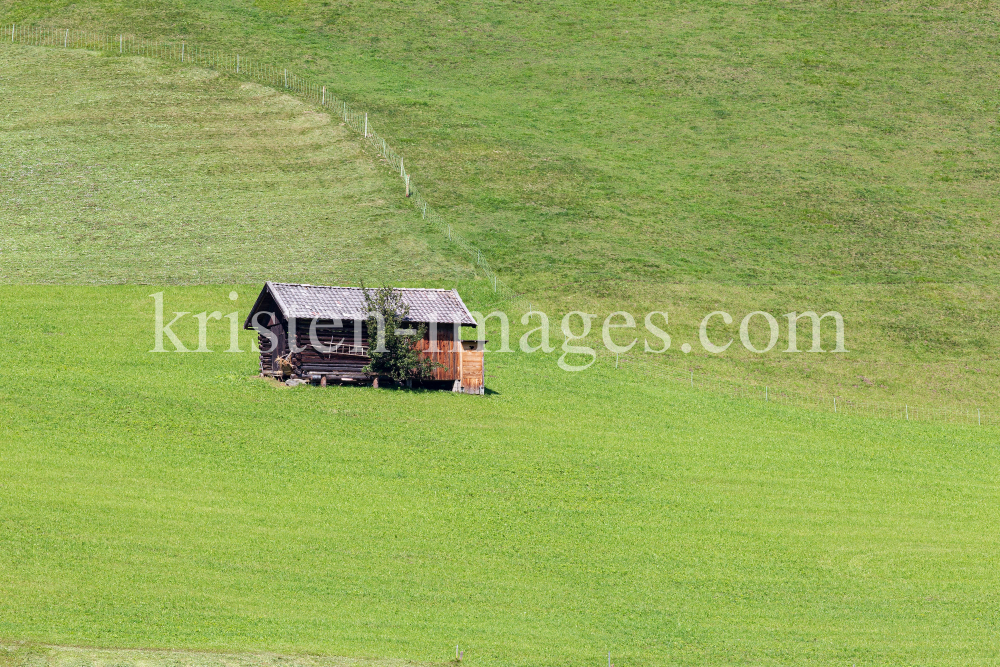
0;43;466;285
1;0;997;409
4;0;998;288
1;4;999;665
0;286;998;666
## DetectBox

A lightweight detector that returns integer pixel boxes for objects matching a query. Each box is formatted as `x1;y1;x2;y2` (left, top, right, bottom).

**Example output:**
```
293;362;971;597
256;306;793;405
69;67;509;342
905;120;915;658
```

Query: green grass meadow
2;286;999;666
0;43;467;286
4;0;999;289
2;0;1000;664
3;39;1000;409
3;0;1000;404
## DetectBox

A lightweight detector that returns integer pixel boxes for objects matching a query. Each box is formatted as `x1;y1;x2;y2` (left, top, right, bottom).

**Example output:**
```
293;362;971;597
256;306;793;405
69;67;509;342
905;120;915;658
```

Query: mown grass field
1;286;999;666
0;43;468;286
0;643;420;667
4;0;999;287
2;0;1000;407
1;0;1000;664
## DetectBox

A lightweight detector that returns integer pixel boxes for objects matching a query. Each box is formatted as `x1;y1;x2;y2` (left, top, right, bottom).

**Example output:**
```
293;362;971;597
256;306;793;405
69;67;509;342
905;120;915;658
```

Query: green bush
361;284;441;383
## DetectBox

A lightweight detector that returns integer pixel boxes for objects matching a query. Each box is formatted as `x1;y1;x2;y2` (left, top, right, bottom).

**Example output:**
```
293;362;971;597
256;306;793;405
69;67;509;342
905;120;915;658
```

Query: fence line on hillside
4;23;520;306
618;355;994;427
7;25;995;427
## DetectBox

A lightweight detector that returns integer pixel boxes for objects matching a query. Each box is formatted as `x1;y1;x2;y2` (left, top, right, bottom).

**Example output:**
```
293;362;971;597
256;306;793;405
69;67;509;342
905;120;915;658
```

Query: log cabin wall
258;330;277;374
260;320;465;382
287;320;370;379
255;318;287;375
247;290;286;375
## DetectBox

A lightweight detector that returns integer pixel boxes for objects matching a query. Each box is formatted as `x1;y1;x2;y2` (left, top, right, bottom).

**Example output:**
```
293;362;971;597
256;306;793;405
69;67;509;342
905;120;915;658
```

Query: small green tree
361;284;441;383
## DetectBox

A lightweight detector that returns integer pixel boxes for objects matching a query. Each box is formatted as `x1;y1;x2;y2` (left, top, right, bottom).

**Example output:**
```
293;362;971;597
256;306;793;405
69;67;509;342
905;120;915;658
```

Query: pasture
1;0;999;664
3;39;999;409
4;0;998;290
1;286;999;666
0;43;465;286
3;0;1000;405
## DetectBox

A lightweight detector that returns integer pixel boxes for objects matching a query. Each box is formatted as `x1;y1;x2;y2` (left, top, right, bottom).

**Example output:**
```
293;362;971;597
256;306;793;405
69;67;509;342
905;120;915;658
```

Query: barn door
460;343;484;394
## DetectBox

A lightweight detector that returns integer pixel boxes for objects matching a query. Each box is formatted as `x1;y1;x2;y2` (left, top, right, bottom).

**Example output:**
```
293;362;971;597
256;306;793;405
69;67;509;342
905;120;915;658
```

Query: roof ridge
246;282;476;327
268;282;452;292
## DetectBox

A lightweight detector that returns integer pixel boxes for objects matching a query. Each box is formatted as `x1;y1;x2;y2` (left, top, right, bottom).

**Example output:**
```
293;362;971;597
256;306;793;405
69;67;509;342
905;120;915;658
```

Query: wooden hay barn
244;282;484;394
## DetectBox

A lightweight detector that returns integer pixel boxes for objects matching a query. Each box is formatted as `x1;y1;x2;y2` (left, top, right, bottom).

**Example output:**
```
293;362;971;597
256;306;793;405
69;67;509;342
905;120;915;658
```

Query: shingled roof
244;282;477;328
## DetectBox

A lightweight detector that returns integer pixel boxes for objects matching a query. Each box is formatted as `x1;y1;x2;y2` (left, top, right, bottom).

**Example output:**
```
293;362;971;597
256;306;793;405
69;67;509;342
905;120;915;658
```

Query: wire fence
618;355;994;427
3;23;521;306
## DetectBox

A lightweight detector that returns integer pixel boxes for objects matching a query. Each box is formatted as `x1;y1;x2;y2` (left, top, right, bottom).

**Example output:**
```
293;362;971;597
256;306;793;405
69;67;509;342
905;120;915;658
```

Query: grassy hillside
1;6;999;663
0;42;469;286
1;0;998;409
1;286;998;666
3;0;999;288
